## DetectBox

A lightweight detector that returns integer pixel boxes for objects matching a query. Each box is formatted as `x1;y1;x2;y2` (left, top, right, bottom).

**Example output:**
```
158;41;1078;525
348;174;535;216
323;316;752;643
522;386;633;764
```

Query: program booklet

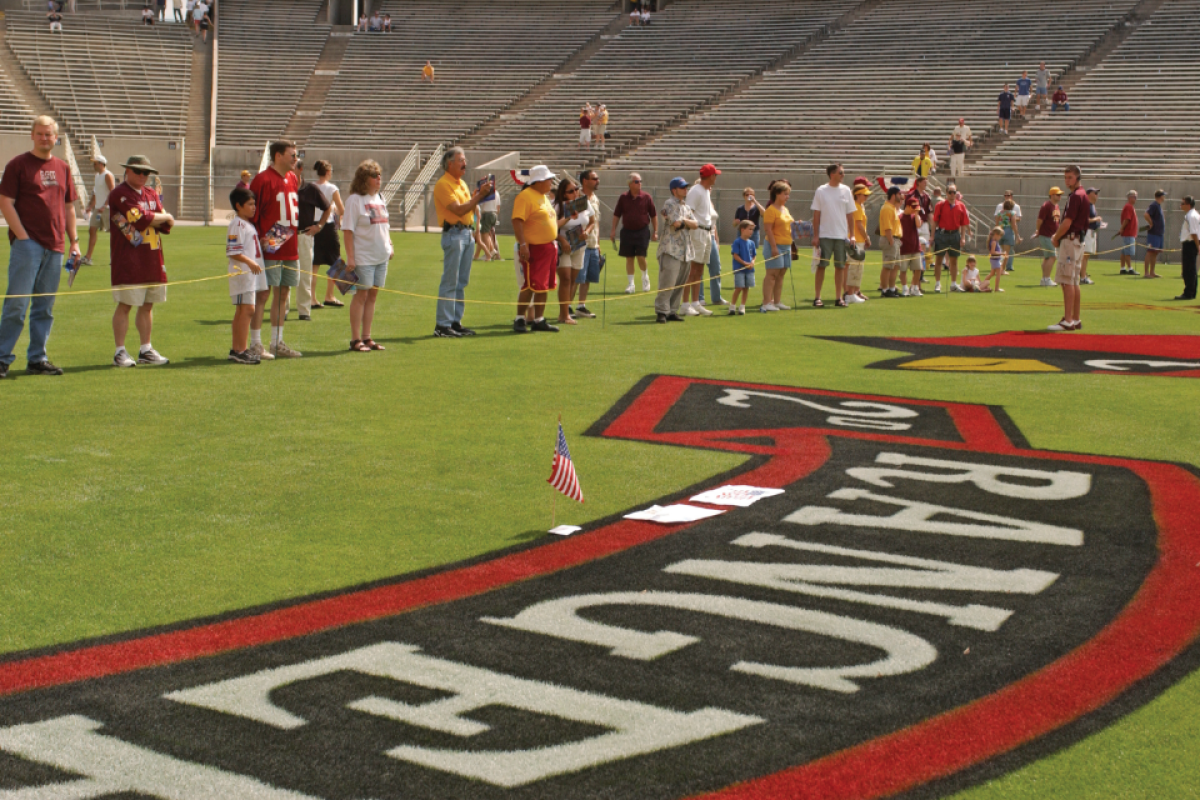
326;258;358;295
262;222;295;254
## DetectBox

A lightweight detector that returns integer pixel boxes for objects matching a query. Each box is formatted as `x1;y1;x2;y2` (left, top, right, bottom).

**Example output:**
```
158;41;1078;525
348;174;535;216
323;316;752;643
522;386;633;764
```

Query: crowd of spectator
357;11;393;33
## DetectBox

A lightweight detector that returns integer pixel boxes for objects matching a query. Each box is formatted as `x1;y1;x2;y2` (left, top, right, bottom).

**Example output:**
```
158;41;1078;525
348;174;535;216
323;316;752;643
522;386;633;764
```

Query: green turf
1;227;1197;797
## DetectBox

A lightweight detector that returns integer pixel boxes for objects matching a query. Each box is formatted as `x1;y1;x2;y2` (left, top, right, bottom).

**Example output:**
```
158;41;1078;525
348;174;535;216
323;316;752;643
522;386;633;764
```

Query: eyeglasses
130;168;151;176
631;179;642;184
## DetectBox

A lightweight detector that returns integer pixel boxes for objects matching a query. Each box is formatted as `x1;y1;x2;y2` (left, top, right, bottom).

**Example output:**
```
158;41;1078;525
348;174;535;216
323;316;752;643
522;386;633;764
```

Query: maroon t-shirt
613;191;656;231
905;187;930;224
1120;203;1138;237
899;212;920;255
108;182;167;285
580;115;592;130
1063;187;1090;236
0;151;78;252
1037;200;1061;237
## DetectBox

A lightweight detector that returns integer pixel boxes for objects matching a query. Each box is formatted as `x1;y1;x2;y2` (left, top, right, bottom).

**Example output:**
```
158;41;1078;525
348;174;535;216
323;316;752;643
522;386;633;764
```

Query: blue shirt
998;92;1014;110
1148;202;1165;236
1016;78;1032;96
731;236;756;269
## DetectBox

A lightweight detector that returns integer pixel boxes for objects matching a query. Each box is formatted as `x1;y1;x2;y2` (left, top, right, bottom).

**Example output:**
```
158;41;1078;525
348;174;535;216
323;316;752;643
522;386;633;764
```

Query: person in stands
422;60;435;83
578;105;593;150
1015;70;1032;117
47;7;63;29
1052;86;1069;112
911;144;934;178
142;5;155;25
997;83;1015;134
1036;61;1050;108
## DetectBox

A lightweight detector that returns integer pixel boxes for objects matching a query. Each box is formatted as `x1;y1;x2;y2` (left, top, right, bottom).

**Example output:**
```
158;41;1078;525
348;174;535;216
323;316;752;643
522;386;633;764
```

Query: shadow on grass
510;528;555;542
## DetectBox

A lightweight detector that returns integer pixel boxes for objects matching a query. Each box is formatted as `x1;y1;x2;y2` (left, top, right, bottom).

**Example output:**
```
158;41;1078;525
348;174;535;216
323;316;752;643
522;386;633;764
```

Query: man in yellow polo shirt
511;165;559;333
433;146;493;338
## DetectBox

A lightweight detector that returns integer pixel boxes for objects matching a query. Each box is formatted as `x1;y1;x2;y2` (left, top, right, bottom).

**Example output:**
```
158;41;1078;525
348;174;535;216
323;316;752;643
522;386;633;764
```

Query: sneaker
684;303;700;316
1081;276;1094;285
80;256;93;266
530;318;559;332
450;321;476;337
951;283;965;293
665;313;685;322
736;307;746;315
576;305;596;318
714;298;730;305
656;313;667;323
775;302;791;310
697;298;705;306
911;287;923;297
934;281;942;293
248;341;275;360
436;325;463;338
0;363;7;379
625;282;635;294
26;360;63;376
228;349;259;365
567;306;576;315
272;340;302;358
695;303;713;316
760;303;777;312
1047;279;1057;287
137;348;169;366
728;307;738;316
298;314;311;321
642;274;651;292
114;350;136;368
1047;319;1072;331
511;318;529;334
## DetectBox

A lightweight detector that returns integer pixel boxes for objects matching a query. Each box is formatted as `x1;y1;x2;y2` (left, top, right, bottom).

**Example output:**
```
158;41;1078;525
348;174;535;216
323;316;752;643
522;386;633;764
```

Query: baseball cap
92;154;107;165
905;196;920;207
669;177;689;191
699;164;721;178
1049;186;1064;196
1086;187;1099;195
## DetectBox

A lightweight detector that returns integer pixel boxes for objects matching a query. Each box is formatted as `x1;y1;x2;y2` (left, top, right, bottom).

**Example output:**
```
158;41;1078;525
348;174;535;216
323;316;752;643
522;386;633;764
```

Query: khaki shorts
113;284;167;306
1055;237;1084;285
900;252;921;272
882;240;901;269
89;210;109;231
846;258;865;286
688;227;713;264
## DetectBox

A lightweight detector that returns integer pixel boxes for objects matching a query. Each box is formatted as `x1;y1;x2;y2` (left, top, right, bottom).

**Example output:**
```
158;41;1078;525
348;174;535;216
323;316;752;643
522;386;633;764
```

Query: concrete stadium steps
0;15;39;132
282;30;352;148
179;32;212;221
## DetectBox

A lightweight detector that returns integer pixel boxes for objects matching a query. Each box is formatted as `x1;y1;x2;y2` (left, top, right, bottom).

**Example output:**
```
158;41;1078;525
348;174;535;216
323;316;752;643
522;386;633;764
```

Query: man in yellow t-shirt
878;186;904;296
511;165;559;333
422;61;435;83
433;146;493;338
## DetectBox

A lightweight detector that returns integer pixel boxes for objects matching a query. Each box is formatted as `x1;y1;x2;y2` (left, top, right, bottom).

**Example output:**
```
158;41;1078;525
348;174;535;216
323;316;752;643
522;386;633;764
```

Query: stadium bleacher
970;0;1200;177
608;0;1141;175
303;0;615;151
471;0;859;172
4;10;193;139
0;56;34;133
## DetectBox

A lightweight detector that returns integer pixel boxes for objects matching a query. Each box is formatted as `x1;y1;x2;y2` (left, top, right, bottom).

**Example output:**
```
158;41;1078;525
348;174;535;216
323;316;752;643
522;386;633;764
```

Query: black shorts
998;107;1011;121
313;223;341;266
619;225;651;258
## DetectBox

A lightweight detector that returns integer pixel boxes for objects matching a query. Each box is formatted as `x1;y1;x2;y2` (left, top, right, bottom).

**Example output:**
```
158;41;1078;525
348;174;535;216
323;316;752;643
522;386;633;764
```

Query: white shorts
688;227;713;264
113;284;167;306
232;291;256;306
229;266;268;298
558;245;584;270
1083;230;1097;255
579;128;591;144
1016;95;1031;107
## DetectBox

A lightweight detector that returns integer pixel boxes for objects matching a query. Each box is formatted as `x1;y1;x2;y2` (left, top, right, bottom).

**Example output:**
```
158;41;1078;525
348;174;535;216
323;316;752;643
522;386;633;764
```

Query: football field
1;227;1198;799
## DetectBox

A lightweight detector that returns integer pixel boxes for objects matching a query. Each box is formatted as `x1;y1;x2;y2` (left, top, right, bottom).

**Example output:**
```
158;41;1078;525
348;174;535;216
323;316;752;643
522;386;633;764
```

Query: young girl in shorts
985;226;1005;292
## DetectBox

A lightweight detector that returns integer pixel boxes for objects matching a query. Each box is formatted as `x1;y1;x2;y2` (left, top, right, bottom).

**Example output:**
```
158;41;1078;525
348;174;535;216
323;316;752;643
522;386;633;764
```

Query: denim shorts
733;265;756;288
766;245;793;270
1000;229;1016;247
1122;236;1137;257
354;262;388;291
580;247;602;283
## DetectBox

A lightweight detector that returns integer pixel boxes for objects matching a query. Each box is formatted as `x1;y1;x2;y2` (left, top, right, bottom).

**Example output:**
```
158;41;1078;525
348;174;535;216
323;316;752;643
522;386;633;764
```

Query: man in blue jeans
698;211;726;306
432;146;494;338
0;115;80;378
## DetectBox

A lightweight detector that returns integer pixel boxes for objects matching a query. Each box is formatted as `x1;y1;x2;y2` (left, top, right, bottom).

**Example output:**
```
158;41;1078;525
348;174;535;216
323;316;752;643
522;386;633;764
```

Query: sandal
311;302;324;309
325;298;345;307
364;338;386;350
835;299;847;307
349;340;370;352
812;299;824;308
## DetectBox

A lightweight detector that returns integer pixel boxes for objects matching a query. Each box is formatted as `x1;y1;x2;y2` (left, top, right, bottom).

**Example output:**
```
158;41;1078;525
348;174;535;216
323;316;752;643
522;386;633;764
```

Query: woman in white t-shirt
341;160;393;352
554;178;593;325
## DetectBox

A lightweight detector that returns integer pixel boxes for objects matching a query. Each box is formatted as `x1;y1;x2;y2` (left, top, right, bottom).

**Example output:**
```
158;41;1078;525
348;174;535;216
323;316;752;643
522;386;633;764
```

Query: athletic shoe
272;341;302;358
1080;276;1094;285
728;307;738;316
760;303;777;312
1048;279;1057;287
228;349;259;365
576;305;596;318
1175;294;1197;300
114;350;136;368
1047;319;1072;331
736;307;746;315
450;322;476;337
910;287;923;297
951;283;965;293
695;303;713;316
1072;321;1083;330
714;298;729;305
844;293;863;304
656;313;667;323
248;341;275;360
697;298;705;306
899;287;909;297
531;319;559;332
775;302;791;310
298;314;311;321
26;360;63;376
666;312;685;322
0;363;7;379
642;275;651;292
137;348;169;366
685;303;700;316
625;282;635;294
934;281;942;293
511;319;528;334
80;256;93;266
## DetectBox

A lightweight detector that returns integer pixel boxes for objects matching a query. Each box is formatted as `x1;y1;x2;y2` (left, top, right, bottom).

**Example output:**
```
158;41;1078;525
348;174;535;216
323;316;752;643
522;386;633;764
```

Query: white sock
534;317;545;323
115;346;127;356
250;329;262;346
271;326;282;348
139;342;152;353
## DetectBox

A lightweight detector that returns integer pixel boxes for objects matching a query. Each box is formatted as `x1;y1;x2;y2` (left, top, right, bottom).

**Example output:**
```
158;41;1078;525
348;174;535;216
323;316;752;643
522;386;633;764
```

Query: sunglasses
631;179;642;184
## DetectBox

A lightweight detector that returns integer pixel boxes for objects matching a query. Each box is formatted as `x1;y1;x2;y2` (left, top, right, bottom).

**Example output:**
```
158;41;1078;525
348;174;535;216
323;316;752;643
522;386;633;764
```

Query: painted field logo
820;331;1200;375
1;375;1198;800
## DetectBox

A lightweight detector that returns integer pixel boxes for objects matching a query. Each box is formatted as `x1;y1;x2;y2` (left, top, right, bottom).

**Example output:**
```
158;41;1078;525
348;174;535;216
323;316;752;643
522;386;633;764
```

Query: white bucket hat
512;165;555;185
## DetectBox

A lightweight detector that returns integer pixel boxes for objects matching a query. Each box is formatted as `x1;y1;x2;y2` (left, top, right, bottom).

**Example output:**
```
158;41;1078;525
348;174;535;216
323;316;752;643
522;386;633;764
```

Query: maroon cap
699;163;721;178
852;176;870;188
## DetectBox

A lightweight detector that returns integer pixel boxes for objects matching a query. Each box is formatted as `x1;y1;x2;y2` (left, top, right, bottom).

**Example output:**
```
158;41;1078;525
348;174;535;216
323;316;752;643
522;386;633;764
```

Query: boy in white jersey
226;187;271;363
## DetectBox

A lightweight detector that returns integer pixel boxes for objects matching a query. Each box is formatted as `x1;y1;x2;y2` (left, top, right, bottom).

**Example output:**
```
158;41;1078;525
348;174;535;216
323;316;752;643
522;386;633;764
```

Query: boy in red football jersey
249;140;302;358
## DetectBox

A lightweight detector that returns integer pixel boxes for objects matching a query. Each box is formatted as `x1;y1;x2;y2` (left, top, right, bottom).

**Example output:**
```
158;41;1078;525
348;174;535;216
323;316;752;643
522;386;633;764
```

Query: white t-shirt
994;202;1022;219
952;125;972;142
685;183;714;227
811;183;856;239
314;180;338;225
963;266;980;283
226;217;265;296
479;192;500;215
93;170;113;208
341;192;393;266
1180;208;1200;242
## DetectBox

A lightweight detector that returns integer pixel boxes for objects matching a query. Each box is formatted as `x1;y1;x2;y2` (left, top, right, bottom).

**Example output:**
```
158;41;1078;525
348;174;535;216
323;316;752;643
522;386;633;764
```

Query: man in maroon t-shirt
108;155;174;367
1035;187;1063;285
0;115;79;377
1119;189;1138;274
610;172;658;293
903;176;931;277
1048;166;1089;331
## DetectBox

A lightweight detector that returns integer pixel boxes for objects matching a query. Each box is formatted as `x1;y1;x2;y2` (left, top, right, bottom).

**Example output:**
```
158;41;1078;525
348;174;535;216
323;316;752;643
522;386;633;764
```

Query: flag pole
552;413;562;529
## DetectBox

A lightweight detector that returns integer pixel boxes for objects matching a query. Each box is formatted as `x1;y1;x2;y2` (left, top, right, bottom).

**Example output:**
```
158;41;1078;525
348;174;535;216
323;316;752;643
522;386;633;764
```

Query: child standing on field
226;187;269;364
899;197;923;296
985;226;1005;292
729;220;757;315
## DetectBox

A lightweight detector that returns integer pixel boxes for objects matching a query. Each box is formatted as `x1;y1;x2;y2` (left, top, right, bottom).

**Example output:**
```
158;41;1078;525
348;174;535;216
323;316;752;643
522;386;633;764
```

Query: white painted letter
846;452;1092;500
784;488;1083;546
716;389;919;431
483;591;936;693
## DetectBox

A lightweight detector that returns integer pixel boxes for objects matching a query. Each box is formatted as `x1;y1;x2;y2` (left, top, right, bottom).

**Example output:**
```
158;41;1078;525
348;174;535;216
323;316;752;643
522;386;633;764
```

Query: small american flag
548;422;584;503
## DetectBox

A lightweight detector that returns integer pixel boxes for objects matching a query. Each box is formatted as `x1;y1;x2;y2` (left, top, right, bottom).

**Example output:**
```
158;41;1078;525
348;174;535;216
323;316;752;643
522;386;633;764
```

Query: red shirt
108;182;167;285
0;151;77;252
933;200;969;231
580;115;592;130
613;191;657;231
1120;203;1137;237
899;212;921;255
250;167;300;260
1063;187;1090;236
1037;200;1061;237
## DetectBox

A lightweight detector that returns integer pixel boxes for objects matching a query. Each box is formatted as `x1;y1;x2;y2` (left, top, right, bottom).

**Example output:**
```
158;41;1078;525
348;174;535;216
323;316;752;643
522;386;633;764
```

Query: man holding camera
433;146;494;338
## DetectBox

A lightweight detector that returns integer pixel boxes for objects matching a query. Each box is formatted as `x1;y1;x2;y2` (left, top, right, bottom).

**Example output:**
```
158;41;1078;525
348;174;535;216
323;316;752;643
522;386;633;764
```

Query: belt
443;222;473;232
936;228;963;234
697;224;712;231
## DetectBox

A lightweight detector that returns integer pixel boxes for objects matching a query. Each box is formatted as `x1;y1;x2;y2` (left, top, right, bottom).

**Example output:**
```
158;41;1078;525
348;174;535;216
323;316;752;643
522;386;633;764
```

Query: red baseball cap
699;163;721;178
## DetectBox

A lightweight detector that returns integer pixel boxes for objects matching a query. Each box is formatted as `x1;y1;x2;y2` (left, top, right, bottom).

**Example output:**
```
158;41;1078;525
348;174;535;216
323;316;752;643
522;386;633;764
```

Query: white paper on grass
549;525;583;536
623;505;726;524
689;485;786;508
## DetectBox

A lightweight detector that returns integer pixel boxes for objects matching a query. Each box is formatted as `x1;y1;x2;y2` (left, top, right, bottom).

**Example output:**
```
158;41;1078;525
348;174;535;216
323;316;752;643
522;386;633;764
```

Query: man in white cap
511;165;559;333
82;154;114;265
683;163;720;315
